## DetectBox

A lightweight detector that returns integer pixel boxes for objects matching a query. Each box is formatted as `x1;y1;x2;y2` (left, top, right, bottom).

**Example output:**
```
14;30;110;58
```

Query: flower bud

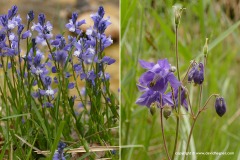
174;7;184;27
203;38;208;57
163;104;172;119
27;10;34;22
150;102;157;116
215;97;226;117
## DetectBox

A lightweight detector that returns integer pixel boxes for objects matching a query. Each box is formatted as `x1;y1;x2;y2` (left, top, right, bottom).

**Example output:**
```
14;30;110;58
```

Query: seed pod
163;104;172;119
169;66;176;72
150;102;157;116
215;97;226;117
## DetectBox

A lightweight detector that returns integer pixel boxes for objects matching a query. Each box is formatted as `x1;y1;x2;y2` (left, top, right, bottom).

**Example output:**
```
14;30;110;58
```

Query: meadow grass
121;0;240;160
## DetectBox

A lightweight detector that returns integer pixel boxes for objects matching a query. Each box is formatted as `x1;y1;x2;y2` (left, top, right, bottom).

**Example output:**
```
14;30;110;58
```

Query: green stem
172;25;180;160
184;94;218;160
160;108;171;160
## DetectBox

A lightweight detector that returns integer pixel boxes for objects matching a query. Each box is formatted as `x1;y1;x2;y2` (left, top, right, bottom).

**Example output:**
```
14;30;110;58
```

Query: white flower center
73;50;80;57
35;68;43;75
45;89;54;96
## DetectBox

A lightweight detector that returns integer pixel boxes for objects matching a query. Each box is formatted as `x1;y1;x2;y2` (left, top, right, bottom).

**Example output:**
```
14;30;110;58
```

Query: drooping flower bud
163;104;172;119
215;97;226;117
150;102;157;116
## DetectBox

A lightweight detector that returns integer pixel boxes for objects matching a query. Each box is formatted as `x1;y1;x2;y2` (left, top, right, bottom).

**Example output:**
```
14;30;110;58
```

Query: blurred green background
121;0;240;160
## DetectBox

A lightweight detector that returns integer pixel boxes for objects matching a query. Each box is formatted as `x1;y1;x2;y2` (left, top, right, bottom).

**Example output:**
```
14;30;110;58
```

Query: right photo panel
121;0;240;160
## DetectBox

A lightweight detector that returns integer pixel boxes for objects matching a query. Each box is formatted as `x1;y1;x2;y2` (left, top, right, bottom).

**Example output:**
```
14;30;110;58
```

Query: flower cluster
0;5;115;108
136;59;188;111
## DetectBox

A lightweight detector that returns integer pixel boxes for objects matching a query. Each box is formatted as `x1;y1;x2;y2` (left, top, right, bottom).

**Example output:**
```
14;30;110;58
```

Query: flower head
91;6;111;34
136;59;181;109
31;14;53;45
65;12;85;34
8;5;18;19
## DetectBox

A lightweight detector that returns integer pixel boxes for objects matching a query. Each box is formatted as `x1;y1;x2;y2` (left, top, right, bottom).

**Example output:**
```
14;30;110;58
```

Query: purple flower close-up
136;59;181;108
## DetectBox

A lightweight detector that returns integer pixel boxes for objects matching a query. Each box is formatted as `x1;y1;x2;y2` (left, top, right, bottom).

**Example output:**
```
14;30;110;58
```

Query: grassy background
121;0;240;160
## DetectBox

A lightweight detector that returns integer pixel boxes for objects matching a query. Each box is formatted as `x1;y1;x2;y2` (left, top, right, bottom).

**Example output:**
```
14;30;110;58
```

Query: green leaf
48;120;65;160
0;113;30;121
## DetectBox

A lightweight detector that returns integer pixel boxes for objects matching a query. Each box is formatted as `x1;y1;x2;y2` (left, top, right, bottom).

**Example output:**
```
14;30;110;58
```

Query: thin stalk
184;94;218;160
160;108;171;160
172;25;180;160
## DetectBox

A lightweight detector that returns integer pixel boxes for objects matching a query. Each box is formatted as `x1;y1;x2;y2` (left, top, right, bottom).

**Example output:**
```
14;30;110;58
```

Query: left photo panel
0;0;119;159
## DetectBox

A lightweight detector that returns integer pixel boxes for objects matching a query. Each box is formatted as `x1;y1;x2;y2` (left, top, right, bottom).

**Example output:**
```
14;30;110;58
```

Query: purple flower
39;87;57;99
188;62;204;85
0;33;7;49
91;6;111;34
51;34;67;50
8;5;18;19
65;12;85;34
68;83;75;89
53;142;66;160
65;72;71;78
17;24;24;35
27;10;34;22
54;50;68;66
138;59;181;92
38;13;45;26
52;66;57;73
171;86;188;110
136;87;173;107
102;56;115;65
215;97;226;117
136;59;182;109
43;102;53;108
7;15;22;30
0;15;8;28
53;77;58;84
30;50;48;76
21;30;32;39
31;14;53;45
100;35;113;50
43;76;52;87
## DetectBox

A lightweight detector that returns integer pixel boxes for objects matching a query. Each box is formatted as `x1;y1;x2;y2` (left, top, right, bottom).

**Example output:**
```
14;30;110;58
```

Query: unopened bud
215;97;226;117
150;102;157;116
203;38;208;57
163;104;172;119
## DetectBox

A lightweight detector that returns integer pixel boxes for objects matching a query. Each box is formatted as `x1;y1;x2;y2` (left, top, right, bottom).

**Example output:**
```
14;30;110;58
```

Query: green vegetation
121;0;240;159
